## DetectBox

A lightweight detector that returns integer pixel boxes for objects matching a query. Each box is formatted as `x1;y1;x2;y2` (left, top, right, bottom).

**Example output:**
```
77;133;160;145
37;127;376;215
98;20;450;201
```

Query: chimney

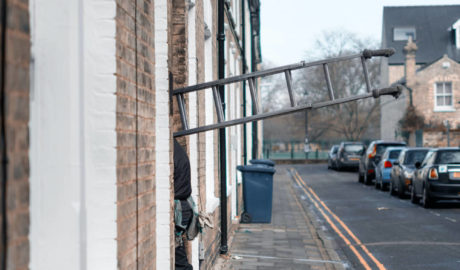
403;36;417;87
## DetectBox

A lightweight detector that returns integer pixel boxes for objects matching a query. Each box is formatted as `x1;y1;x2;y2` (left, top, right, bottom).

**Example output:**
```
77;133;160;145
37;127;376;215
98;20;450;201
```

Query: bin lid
249;159;275;166
237;165;276;174
249;159;275;167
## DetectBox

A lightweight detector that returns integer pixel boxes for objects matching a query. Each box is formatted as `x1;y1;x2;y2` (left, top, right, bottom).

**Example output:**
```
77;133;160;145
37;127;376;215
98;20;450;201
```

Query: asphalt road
291;163;460;270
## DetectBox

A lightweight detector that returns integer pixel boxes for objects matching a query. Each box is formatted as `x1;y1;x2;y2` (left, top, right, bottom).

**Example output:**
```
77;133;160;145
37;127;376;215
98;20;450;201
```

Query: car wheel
358;172;364;183
374;178;380;189
364;173;372;185
382;183;388;191
389;181;396;196
397;180;405;199
410;185;419;204
241;212;252;223
422;185;433;209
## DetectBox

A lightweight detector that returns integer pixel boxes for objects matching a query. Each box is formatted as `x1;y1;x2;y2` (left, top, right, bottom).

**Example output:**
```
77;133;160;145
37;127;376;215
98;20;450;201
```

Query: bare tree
296;30;380;141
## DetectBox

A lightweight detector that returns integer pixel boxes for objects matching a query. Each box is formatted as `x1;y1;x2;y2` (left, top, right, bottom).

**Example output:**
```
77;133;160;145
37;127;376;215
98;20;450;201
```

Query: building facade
380;5;460;146
1;0;262;269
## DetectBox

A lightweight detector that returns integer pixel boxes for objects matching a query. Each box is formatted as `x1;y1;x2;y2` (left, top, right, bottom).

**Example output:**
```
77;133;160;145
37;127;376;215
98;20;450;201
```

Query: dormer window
393;27;416;41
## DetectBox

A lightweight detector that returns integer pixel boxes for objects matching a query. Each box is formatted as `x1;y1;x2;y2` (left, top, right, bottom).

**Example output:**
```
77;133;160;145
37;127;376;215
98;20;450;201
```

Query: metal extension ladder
172;48;402;137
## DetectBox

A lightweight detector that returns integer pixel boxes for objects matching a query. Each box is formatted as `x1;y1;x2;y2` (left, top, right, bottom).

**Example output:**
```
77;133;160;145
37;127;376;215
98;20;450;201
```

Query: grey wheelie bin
236;165;276;223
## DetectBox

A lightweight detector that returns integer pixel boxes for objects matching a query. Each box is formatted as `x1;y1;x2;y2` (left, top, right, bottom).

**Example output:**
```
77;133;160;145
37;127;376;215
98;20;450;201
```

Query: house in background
380;5;460;147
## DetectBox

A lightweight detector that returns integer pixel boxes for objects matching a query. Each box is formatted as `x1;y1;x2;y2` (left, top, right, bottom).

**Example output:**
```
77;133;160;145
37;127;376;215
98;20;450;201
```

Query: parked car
327;145;339;170
358;140;406;185
411;148;460;208
375;147;405;190
389;148;430;198
336;142;365;171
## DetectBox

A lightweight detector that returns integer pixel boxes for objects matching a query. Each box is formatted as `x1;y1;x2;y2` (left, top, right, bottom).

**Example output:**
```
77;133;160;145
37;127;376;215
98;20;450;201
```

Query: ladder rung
284;70;295;107
361;56;371;93
248;78;260;114
323;63;335;100
212;86;225;122
176;94;189;130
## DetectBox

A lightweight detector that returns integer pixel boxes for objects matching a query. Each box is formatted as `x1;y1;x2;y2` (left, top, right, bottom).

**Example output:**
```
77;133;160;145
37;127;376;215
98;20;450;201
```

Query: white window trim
453;19;460;49
433;82;455;112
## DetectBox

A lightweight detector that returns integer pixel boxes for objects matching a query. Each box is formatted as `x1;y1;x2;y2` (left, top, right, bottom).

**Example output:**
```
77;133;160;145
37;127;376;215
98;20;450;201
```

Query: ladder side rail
173;85;402;137
172;48;395;96
284;70;295;107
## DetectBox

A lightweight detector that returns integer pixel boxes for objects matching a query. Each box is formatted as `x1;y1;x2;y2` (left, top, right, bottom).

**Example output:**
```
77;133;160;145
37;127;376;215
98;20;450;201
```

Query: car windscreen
376;144;404;156
344;144;364;154
332;146;338;154
436;151;460;164
404;150;429;165
389;150;402;159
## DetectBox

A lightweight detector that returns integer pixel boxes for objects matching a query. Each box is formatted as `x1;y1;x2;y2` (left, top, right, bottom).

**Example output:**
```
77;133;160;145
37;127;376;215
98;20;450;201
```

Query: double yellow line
290;168;386;270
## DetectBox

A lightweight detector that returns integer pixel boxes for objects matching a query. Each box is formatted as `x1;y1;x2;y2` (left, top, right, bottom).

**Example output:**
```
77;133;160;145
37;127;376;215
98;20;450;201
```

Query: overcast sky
260;0;460;66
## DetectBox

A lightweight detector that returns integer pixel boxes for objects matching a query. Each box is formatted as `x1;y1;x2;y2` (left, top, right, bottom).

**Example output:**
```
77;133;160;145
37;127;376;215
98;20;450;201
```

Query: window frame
434;82;455;112
393;26;416;41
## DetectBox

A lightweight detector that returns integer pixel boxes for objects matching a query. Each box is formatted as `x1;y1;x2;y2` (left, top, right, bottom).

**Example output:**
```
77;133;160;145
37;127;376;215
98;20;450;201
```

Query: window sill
434;108;456;112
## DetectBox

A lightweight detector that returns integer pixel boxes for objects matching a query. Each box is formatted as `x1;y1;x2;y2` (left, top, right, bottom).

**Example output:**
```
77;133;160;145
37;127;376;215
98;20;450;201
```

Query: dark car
389;148;430;198
358;140;406;185
411;148;460;208
336;142;365;171
327;145;339;170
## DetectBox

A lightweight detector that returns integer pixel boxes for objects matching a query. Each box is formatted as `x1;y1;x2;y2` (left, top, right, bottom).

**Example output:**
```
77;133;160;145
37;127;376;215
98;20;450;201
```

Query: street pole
444;120;450;147
447;122;450;147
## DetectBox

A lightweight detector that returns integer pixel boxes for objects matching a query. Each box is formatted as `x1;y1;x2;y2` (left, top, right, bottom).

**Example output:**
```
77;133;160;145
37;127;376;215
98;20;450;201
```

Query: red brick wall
116;0;156;269
0;0;30;269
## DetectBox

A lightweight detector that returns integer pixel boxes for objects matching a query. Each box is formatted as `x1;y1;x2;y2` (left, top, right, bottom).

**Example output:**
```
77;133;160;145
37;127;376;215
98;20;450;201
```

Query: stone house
0;0;262;269
380;5;460;147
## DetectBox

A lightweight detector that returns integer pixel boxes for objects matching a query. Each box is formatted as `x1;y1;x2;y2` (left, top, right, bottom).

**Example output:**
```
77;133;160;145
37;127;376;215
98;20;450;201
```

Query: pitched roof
382;5;460;65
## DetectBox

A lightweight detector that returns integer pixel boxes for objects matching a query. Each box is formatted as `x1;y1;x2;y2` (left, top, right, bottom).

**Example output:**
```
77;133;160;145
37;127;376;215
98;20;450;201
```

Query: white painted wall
29;0;117;269
154;0;173;269
204;0;219;213
187;2;200;269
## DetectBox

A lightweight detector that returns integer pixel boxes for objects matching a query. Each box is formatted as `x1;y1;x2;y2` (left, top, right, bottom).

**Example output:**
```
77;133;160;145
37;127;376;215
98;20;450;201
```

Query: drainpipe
404;85;413;107
250;7;258;159
0;0;8;268
241;0;247;164
217;0;228;255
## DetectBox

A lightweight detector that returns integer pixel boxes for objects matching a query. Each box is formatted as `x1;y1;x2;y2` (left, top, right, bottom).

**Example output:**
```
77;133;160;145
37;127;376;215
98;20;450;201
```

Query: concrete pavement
222;165;349;270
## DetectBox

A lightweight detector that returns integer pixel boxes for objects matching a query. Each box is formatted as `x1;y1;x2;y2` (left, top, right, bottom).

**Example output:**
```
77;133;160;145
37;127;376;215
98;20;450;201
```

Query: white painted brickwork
154;0;173;269
187;3;200;268
29;0;117;269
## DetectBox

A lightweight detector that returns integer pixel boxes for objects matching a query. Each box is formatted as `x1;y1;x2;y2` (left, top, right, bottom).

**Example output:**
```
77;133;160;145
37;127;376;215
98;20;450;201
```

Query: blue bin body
237;165;276;223
249;159;275;167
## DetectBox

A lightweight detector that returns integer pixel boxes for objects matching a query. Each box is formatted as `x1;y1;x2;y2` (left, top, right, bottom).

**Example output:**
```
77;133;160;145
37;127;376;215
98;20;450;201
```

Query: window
436;150;460;164
404;150;429;165
393;27;416;41
421;151;434;167
434;82;454;111
344;144;364;154
389;150;402;159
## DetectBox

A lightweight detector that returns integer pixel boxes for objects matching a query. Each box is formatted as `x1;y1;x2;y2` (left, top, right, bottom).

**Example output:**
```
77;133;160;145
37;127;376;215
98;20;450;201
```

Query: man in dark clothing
174;139;193;270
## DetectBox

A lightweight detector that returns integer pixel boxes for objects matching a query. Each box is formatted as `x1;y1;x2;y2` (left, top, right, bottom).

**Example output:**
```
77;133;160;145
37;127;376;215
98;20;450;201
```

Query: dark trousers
175;200;193;270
